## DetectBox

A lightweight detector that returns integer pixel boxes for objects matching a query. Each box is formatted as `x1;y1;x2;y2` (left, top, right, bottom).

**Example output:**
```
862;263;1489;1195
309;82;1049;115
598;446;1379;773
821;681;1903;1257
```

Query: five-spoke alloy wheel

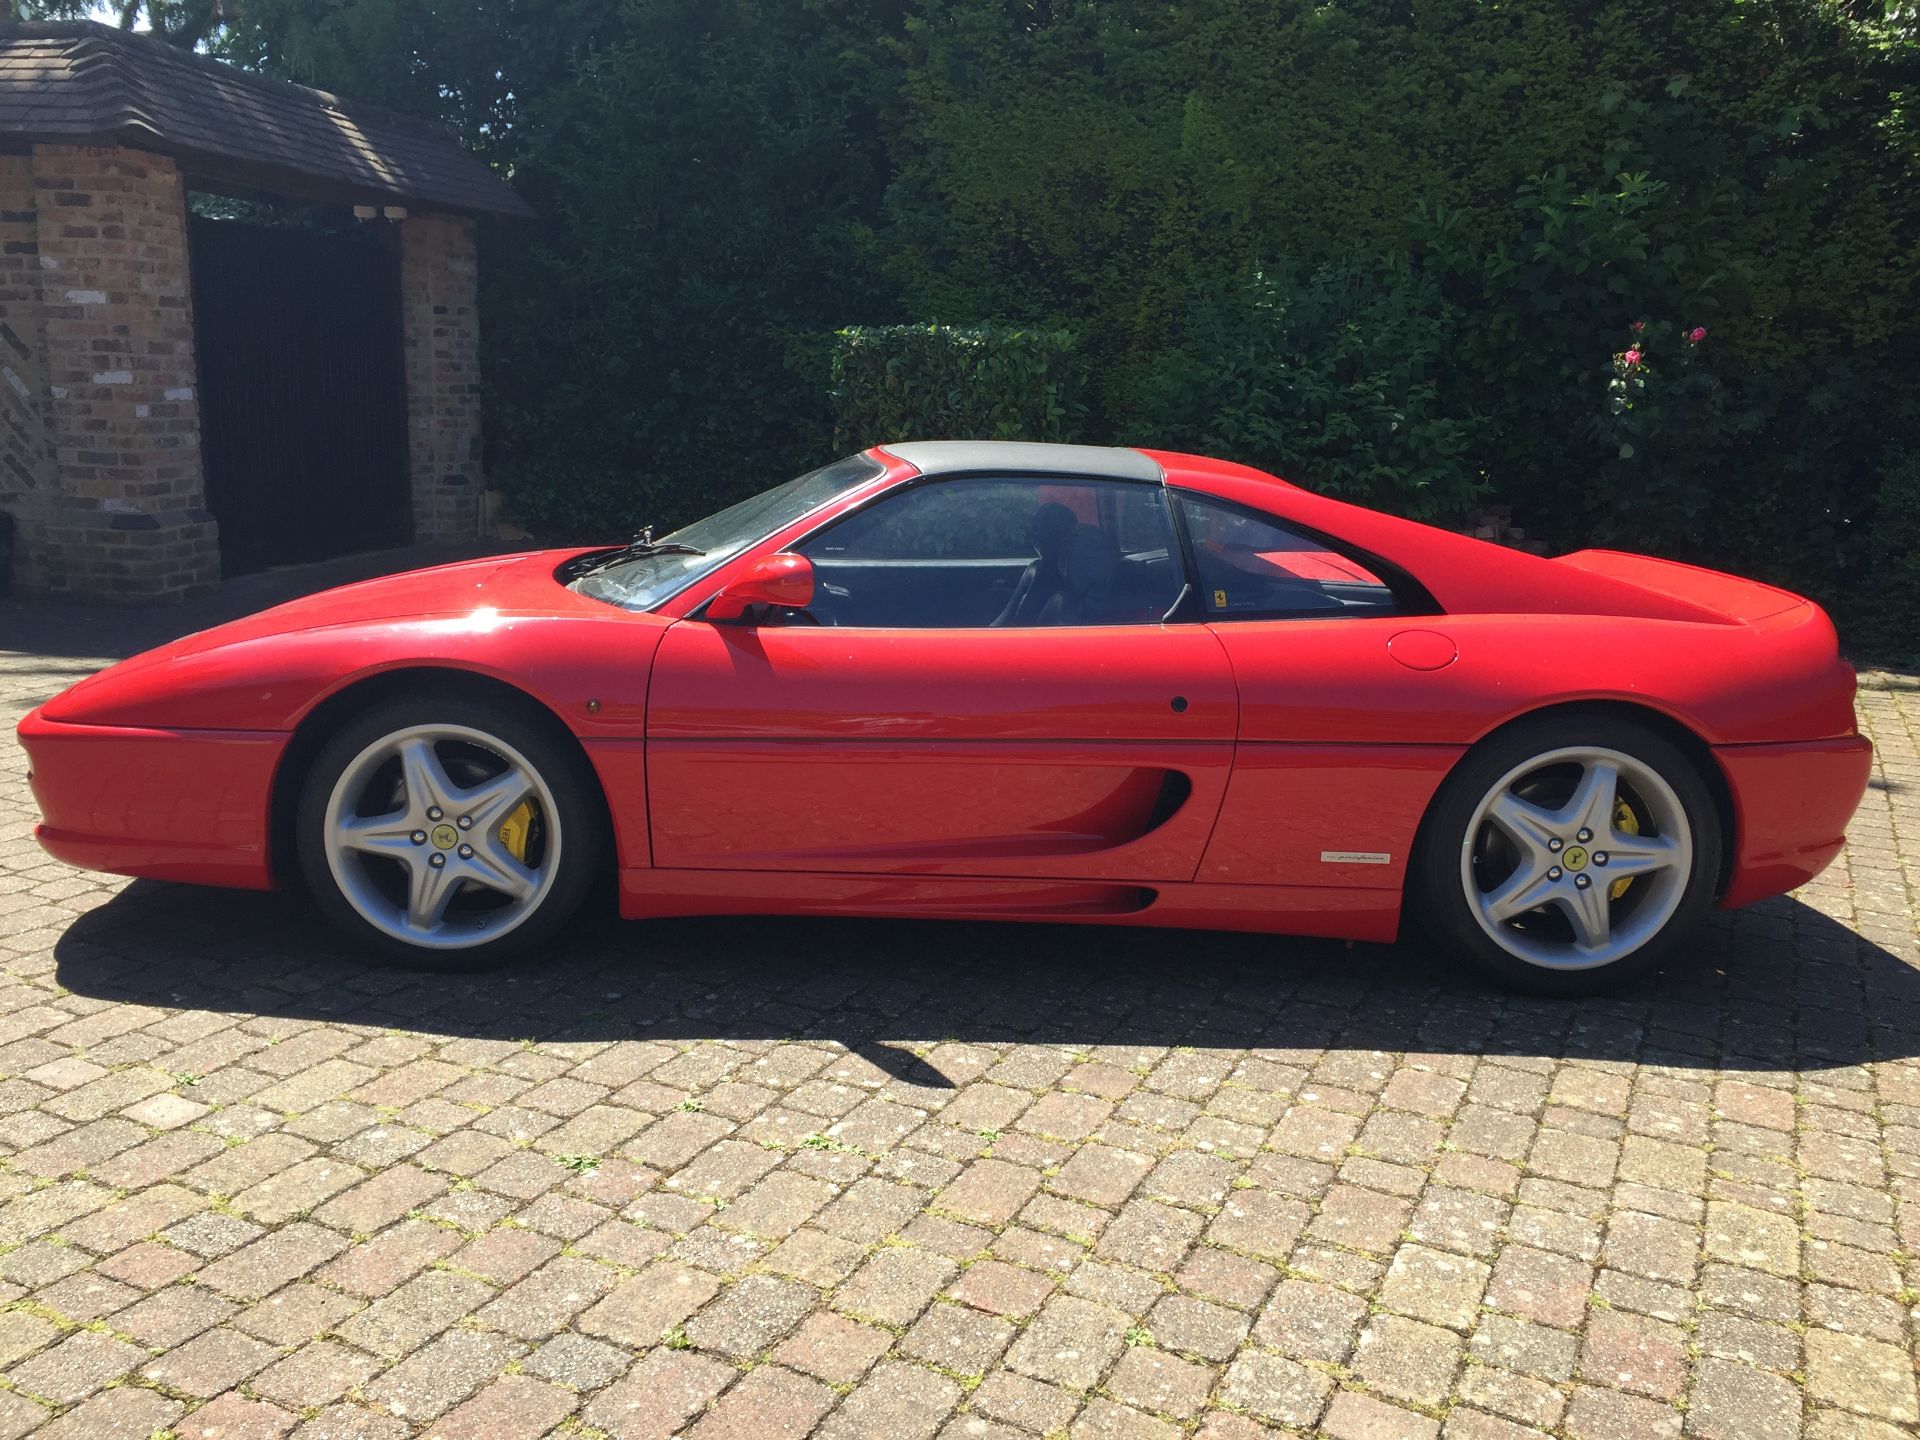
297;691;603;969
1417;716;1721;994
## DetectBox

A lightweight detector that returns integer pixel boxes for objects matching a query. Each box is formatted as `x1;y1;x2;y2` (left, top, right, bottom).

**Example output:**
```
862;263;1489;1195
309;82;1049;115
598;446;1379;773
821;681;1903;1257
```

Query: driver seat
992;502;1081;627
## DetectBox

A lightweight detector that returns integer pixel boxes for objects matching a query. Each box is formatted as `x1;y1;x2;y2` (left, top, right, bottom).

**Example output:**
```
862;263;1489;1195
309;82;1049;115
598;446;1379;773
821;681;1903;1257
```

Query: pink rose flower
1623;348;1642;366
1687;326;1707;343
1631;321;1646;334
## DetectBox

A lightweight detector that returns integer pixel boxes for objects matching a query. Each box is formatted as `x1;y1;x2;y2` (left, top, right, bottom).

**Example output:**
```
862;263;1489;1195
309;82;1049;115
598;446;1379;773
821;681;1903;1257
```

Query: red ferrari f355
17;442;1871;993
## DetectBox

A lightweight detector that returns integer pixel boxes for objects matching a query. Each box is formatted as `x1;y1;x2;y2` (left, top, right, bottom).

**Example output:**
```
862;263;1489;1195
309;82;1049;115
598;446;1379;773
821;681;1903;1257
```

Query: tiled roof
0;21;532;217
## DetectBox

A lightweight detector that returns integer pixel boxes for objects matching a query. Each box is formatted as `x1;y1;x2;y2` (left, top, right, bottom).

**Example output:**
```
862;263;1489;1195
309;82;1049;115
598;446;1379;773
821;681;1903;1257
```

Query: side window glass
1177;493;1399;618
799;477;1183;628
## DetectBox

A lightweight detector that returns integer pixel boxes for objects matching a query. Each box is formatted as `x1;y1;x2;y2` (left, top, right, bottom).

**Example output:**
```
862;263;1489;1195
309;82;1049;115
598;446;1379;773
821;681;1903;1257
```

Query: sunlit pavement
1;568;1916;1439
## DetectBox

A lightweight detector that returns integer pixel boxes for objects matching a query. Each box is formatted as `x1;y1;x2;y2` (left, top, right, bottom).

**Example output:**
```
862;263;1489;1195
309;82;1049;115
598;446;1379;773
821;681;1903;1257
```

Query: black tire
1412;713;1722;996
296;689;607;971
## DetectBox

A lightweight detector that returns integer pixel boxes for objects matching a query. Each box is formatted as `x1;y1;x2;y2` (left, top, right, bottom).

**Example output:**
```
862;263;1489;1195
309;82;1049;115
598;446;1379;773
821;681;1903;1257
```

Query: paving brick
1206;1186;1310;1259
1323;1389;1442;1440
685;1271;817;1356
1218;1349;1335;1427
936;1157;1043;1225
686;1363;833;1440
1353;1313;1465;1407
141;1324;277;1397
949;1256;1055;1318
337;1268;490;1359
1097;1196;1205;1269
1381;1242;1490;1330
197;1221;347;1301
478;1253;623;1339
234;1281;364;1346
1107;1344;1215;1419
835;1244;958;1327
317;1216;461;1296
251;1339;382;1409
1470;1312;1581;1382
1705;1202;1800;1277
578;1259;722;1346
1006;1294;1129;1390
773;1308;893;1383
445;1222;560;1284
1690;1358;1804;1440
114;1283;235;1347
1579;1308;1691;1400
520;1331;630;1391
1563;1386;1682;1440
35;1387;182;1440
971;1371;1080;1434
176;1392;298;1440
1149;1290;1252;1361
4;1328;142;1404
424;1374;575;1439
365;1327;524;1422
1486;1243;1593;1329
1250;1276;1369;1361
818;1360;962;1440
1804;1330;1919;1423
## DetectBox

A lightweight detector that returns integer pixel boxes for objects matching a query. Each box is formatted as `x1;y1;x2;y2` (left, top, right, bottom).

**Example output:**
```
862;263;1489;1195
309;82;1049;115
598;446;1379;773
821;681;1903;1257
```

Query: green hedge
1861;454;1920;667
829;324;1085;450
1127;256;1483;521
228;0;1920;649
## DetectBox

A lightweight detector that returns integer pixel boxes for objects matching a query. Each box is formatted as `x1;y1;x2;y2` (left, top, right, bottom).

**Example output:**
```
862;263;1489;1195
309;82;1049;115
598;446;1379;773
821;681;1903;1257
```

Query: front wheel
296;691;605;970
1414;716;1722;995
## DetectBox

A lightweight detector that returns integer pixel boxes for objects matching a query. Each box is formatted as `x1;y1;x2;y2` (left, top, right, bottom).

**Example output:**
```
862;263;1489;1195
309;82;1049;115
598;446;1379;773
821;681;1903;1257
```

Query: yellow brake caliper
1610;799;1639;900
498;801;536;864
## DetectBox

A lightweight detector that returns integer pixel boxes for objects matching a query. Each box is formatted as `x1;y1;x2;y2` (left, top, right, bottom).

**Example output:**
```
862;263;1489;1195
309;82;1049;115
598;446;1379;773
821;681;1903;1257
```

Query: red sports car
17;442;1871;993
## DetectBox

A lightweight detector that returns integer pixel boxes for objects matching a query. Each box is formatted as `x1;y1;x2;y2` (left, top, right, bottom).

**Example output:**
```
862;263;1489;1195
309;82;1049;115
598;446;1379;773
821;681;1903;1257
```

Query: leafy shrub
495;460;657;544
223;0;1919;635
829;325;1085;450
469;0;895;541
1858;455;1920;665
1129;257;1483;521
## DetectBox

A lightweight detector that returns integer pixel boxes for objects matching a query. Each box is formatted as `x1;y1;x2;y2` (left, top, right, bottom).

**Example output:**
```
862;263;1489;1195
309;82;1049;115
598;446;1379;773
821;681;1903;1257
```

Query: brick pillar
4;145;218;599
400;212;482;543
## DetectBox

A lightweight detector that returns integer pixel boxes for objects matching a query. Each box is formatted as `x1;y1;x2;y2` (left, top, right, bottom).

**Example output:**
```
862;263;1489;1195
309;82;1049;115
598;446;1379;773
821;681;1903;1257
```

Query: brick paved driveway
1;571;1917;1440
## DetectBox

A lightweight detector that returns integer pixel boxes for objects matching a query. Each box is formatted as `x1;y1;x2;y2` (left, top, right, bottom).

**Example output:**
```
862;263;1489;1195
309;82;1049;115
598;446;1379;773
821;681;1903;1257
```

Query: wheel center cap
431;823;459;850
1563;845;1589;872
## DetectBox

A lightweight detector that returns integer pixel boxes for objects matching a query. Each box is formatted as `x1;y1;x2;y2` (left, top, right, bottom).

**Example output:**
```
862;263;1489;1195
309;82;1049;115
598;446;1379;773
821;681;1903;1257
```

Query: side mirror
705;553;814;623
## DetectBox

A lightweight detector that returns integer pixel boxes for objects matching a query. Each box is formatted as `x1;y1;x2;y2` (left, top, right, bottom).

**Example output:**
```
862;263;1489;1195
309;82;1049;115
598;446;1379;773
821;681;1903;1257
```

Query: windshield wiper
566;526;705;581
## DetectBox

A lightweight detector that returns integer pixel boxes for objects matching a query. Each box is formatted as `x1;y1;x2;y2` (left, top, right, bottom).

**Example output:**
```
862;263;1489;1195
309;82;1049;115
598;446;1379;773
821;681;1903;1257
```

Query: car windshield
567;453;884;611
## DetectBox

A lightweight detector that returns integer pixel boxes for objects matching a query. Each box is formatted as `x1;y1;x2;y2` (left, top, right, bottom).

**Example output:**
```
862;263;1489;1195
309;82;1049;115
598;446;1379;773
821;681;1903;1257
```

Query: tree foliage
830;325;1083;451
1130;256;1482;521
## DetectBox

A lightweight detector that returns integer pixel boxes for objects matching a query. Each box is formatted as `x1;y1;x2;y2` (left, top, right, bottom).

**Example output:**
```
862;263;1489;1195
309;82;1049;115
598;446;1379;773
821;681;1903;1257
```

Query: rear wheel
296;692;604;970
1416;716;1721;995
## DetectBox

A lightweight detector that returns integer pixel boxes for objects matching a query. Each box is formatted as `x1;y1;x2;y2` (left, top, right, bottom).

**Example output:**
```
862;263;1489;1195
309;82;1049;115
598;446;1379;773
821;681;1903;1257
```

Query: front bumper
1715;734;1873;909
17;706;284;889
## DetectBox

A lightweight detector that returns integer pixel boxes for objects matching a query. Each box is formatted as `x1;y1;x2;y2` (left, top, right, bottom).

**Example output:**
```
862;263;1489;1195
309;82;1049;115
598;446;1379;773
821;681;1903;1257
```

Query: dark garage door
190;216;411;577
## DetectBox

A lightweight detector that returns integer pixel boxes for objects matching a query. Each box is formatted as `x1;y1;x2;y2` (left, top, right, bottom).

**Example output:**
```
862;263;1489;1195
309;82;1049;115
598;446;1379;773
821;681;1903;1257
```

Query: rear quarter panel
1199;602;1856;893
1213;606;1855;750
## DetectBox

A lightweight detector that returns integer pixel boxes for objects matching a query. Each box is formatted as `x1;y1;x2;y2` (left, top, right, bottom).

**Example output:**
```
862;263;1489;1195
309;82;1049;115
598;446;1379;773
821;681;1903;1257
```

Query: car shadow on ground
51;878;1920;1083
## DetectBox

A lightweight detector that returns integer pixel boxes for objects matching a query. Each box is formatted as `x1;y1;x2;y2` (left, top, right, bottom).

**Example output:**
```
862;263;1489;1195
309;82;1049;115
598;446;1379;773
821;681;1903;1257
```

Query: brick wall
400;212;482;544
0;145;220;599
0;143;490;601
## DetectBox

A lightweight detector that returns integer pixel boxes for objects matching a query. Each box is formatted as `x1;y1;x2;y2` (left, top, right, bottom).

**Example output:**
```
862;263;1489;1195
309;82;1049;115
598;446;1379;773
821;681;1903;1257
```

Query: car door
645;473;1238;881
1172;489;1465;893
